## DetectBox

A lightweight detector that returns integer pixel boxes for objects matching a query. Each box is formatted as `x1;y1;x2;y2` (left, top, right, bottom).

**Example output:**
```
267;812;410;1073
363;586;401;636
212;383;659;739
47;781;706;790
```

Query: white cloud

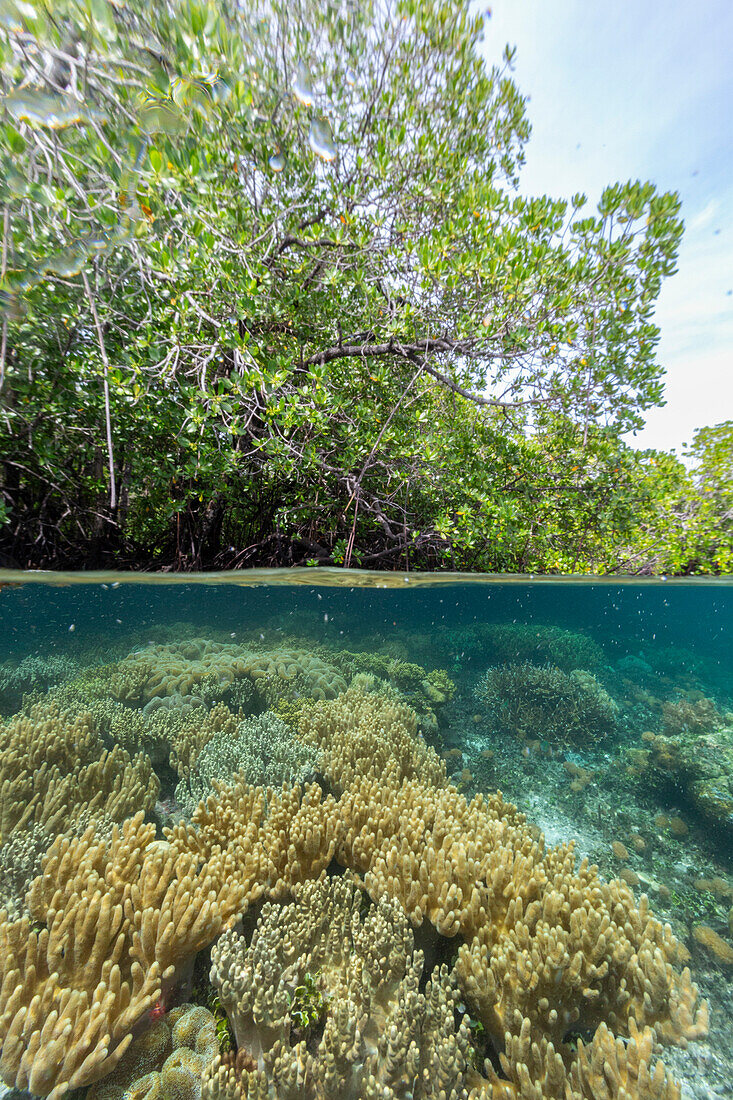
479;0;733;452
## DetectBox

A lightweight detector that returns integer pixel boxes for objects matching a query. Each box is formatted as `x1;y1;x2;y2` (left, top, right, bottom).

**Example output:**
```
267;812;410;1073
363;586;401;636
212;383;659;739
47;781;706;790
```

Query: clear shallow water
0;571;731;1100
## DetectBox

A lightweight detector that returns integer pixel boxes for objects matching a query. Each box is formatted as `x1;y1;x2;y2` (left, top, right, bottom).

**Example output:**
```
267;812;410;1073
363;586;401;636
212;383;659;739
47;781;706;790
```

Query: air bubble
292;63;315;106
308;117;336;162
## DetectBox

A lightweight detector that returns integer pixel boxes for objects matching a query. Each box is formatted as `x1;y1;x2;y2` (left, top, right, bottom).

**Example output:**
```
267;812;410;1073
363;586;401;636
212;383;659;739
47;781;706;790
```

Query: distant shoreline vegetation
0;1;730;574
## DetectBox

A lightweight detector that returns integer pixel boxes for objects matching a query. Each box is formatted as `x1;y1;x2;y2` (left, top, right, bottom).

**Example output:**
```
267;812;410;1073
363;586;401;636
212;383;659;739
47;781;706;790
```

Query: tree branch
81;270;117;510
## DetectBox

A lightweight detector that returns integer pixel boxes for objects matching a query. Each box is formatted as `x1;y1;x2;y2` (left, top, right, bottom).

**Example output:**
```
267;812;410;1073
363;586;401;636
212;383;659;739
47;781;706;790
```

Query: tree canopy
0;0;728;573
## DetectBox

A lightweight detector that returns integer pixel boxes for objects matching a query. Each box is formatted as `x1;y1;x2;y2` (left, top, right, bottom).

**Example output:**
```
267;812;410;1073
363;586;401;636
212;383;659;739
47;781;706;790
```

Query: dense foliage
0;0;729;572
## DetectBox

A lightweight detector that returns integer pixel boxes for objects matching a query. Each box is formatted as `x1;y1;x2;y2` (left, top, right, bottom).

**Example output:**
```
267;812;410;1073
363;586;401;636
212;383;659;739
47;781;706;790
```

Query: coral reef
87;1004;219;1100
441;624;604;672
0;699;159;843
661;693;724;736
0;653;711;1100
209;874;478;1100
106;641;347;706
175;712;319;815
0;822;51;919
297;684;447;791
475;663;619;745
330;650;455;703
626;723;733;841
0;653;81;714
0;813;223;1098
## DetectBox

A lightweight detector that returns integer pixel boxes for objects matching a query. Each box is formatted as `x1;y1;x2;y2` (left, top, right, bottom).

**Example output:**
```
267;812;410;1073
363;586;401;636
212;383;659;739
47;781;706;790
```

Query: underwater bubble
268;150;285;172
139;98;187;136
292;63;315;106
0;0;29;31
4;90;106;129
3;168;29;198
308;117;336;162
43;247;89;278
345;68;357;87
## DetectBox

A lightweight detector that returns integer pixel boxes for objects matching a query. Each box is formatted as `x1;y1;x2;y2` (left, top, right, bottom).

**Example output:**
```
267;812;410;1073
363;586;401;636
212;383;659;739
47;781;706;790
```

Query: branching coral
0;699;159;843
441;624;604;673
0;813;224;1098
0;676;708;1100
175;712;319;815
209;874;478;1100
475;663;619;745
330;651;456;703
0;653;81;714
298;684;447;792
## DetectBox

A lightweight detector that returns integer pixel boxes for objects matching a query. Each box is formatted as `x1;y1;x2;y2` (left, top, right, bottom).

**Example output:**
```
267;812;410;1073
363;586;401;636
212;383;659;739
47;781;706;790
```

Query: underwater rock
629;725;733;842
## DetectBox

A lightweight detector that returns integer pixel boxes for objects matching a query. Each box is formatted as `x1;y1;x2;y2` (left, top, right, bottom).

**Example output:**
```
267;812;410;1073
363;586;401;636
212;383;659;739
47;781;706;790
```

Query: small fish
68;623;75;632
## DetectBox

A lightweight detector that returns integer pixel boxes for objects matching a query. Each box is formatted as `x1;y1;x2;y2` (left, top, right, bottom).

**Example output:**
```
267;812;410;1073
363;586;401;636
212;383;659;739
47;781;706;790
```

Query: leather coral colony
0;685;709;1100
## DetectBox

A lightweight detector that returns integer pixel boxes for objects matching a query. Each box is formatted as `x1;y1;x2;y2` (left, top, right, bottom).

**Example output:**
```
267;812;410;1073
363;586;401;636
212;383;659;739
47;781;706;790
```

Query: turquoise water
0;571;731;1100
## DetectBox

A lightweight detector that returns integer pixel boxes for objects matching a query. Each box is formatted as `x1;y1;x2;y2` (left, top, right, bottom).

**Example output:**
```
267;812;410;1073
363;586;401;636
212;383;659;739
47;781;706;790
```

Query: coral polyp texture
0;699;159;843
0;650;711;1100
87;1004;219;1100
105;640;347;706
175;711;320;814
209;874;479;1100
475;662;619;745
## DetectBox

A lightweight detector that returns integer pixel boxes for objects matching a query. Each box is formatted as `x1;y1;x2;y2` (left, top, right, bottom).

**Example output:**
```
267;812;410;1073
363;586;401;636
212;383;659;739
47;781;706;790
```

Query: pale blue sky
480;0;732;455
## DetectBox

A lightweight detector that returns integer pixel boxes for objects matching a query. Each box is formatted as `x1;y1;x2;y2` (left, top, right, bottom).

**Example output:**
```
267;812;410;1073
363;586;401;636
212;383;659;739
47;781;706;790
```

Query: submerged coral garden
0;626;726;1100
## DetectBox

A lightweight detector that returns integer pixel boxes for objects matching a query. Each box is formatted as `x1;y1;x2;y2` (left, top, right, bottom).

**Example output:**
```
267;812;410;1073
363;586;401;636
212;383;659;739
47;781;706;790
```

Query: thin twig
81;269;117;510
